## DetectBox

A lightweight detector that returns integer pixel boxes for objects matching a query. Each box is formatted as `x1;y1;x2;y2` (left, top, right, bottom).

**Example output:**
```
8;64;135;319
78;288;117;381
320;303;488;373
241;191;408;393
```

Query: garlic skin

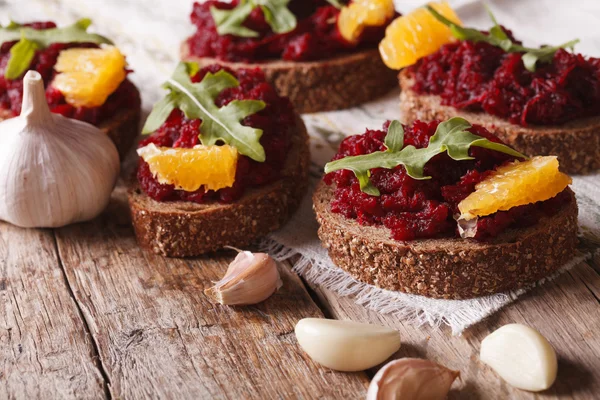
367;358;460;400
0;71;120;228
480;324;557;392
205;251;282;305
294;318;401;372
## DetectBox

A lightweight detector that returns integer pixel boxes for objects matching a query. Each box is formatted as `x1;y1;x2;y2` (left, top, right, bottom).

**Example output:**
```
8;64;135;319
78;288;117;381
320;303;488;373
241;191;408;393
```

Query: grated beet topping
408;31;600;126
0;21;139;125
187;0;392;62
137;65;297;204
323;120;571;241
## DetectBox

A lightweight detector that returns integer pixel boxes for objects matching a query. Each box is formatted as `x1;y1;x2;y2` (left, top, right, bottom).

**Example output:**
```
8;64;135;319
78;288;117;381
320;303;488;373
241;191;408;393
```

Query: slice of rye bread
399;70;600;175
313;181;579;299
181;42;398;114
0;80;141;160
128;116;310;257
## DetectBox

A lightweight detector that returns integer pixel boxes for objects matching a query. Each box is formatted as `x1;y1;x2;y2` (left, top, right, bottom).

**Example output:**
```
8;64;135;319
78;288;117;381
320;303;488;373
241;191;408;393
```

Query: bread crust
0;79;141;159
128;117;310;257
313;181;579;299
399;70;600;174
181;41;398;114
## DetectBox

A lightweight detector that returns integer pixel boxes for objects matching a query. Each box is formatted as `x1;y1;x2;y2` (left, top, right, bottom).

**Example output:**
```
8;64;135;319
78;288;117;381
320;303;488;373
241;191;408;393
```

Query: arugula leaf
0;19;111;47
426;5;579;72
324;117;527;196
210;1;258;38
5;37;38;79
1;19;112;79
210;0;297;38
143;62;267;162
521;39;580;72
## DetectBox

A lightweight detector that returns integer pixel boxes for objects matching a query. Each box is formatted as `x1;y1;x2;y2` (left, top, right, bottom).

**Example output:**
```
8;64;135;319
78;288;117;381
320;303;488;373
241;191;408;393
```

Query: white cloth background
2;0;599;334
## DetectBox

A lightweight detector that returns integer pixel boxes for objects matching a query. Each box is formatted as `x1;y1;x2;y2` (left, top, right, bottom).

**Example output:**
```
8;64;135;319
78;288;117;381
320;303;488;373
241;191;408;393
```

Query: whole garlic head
0;70;120;228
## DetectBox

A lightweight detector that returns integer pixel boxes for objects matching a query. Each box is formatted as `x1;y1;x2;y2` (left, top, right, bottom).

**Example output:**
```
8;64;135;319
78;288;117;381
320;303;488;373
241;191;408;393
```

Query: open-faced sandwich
181;0;398;113
129;63;309;257
0;19;141;157
314;117;578;299
378;2;600;174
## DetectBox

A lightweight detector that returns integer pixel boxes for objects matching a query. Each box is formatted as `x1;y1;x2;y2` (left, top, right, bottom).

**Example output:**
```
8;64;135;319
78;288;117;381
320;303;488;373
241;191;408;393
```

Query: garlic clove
294;318;401;372
367;358;460;400
480;324;557;392
204;251;282;305
0;70;120;228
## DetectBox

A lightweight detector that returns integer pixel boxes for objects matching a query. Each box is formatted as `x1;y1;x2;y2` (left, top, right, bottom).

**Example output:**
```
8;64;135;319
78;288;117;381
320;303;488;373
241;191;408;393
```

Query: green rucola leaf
210;1;258;38
5;37;38;79
521;39;580;72
0;18;111;47
210;0;296;38
143;62;267;162
259;0;297;34
384;120;404;152
425;4;579;72
324;117;528;196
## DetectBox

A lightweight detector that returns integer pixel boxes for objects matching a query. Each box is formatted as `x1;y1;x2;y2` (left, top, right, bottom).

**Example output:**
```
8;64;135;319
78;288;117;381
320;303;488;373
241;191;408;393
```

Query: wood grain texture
307;260;600;399
0;223;107;400
51;185;369;399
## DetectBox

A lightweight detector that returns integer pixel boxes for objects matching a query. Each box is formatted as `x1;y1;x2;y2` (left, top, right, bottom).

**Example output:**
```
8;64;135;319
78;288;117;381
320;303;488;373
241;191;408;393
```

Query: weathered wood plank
0;223;107;400
52;186;369;399
308;261;600;399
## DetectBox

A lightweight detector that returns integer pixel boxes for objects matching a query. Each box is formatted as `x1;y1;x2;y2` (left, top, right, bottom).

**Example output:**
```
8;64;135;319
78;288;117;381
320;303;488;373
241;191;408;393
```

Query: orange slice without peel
137;143;239;192
53;45;127;108
458;156;572;221
379;1;461;69
338;0;396;43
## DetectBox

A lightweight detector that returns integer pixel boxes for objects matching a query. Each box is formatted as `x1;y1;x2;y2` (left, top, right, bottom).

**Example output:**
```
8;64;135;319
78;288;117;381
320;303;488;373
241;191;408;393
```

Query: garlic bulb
0;70;120;228
480;324;558;392
367;358;460;400
205;251;282;305
294;318;401;372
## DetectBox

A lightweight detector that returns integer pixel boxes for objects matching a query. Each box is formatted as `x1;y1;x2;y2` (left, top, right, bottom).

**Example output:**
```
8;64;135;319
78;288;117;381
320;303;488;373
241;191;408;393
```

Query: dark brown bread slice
181;42;398;114
128;117;310;257
0;80;141;159
313;181;579;299
399;70;600;174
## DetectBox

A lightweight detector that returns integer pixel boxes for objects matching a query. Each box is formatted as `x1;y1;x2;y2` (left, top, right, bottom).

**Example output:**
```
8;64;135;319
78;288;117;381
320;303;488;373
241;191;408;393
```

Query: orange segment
458;156;572;220
338;0;395;43
53;46;126;108
379;1;461;69
137;144;238;192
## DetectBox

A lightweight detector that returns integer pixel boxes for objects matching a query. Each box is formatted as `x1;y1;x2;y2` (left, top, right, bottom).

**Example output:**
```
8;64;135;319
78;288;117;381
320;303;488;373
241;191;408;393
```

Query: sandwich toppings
0;20;138;124
379;1;460;69
387;3;600;126
137;144;239;192
323;118;572;241
138;63;296;204
187;0;395;62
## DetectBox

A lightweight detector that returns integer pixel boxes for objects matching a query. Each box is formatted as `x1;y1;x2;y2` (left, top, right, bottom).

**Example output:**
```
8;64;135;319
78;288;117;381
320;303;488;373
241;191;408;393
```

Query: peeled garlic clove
480;324;557;392
205;251;282;305
294;318;401;372
367;358;460;400
0;71;120;228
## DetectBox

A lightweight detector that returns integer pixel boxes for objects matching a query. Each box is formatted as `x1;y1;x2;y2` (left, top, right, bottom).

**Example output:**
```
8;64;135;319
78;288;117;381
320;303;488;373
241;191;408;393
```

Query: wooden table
1;178;599;399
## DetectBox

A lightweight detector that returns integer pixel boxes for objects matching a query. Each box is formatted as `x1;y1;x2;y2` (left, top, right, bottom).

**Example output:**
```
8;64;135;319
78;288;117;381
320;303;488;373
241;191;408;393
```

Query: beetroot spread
323;120;571;241
0;22;139;125
187;0;391;62
408;32;600;126
138;65;296;204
